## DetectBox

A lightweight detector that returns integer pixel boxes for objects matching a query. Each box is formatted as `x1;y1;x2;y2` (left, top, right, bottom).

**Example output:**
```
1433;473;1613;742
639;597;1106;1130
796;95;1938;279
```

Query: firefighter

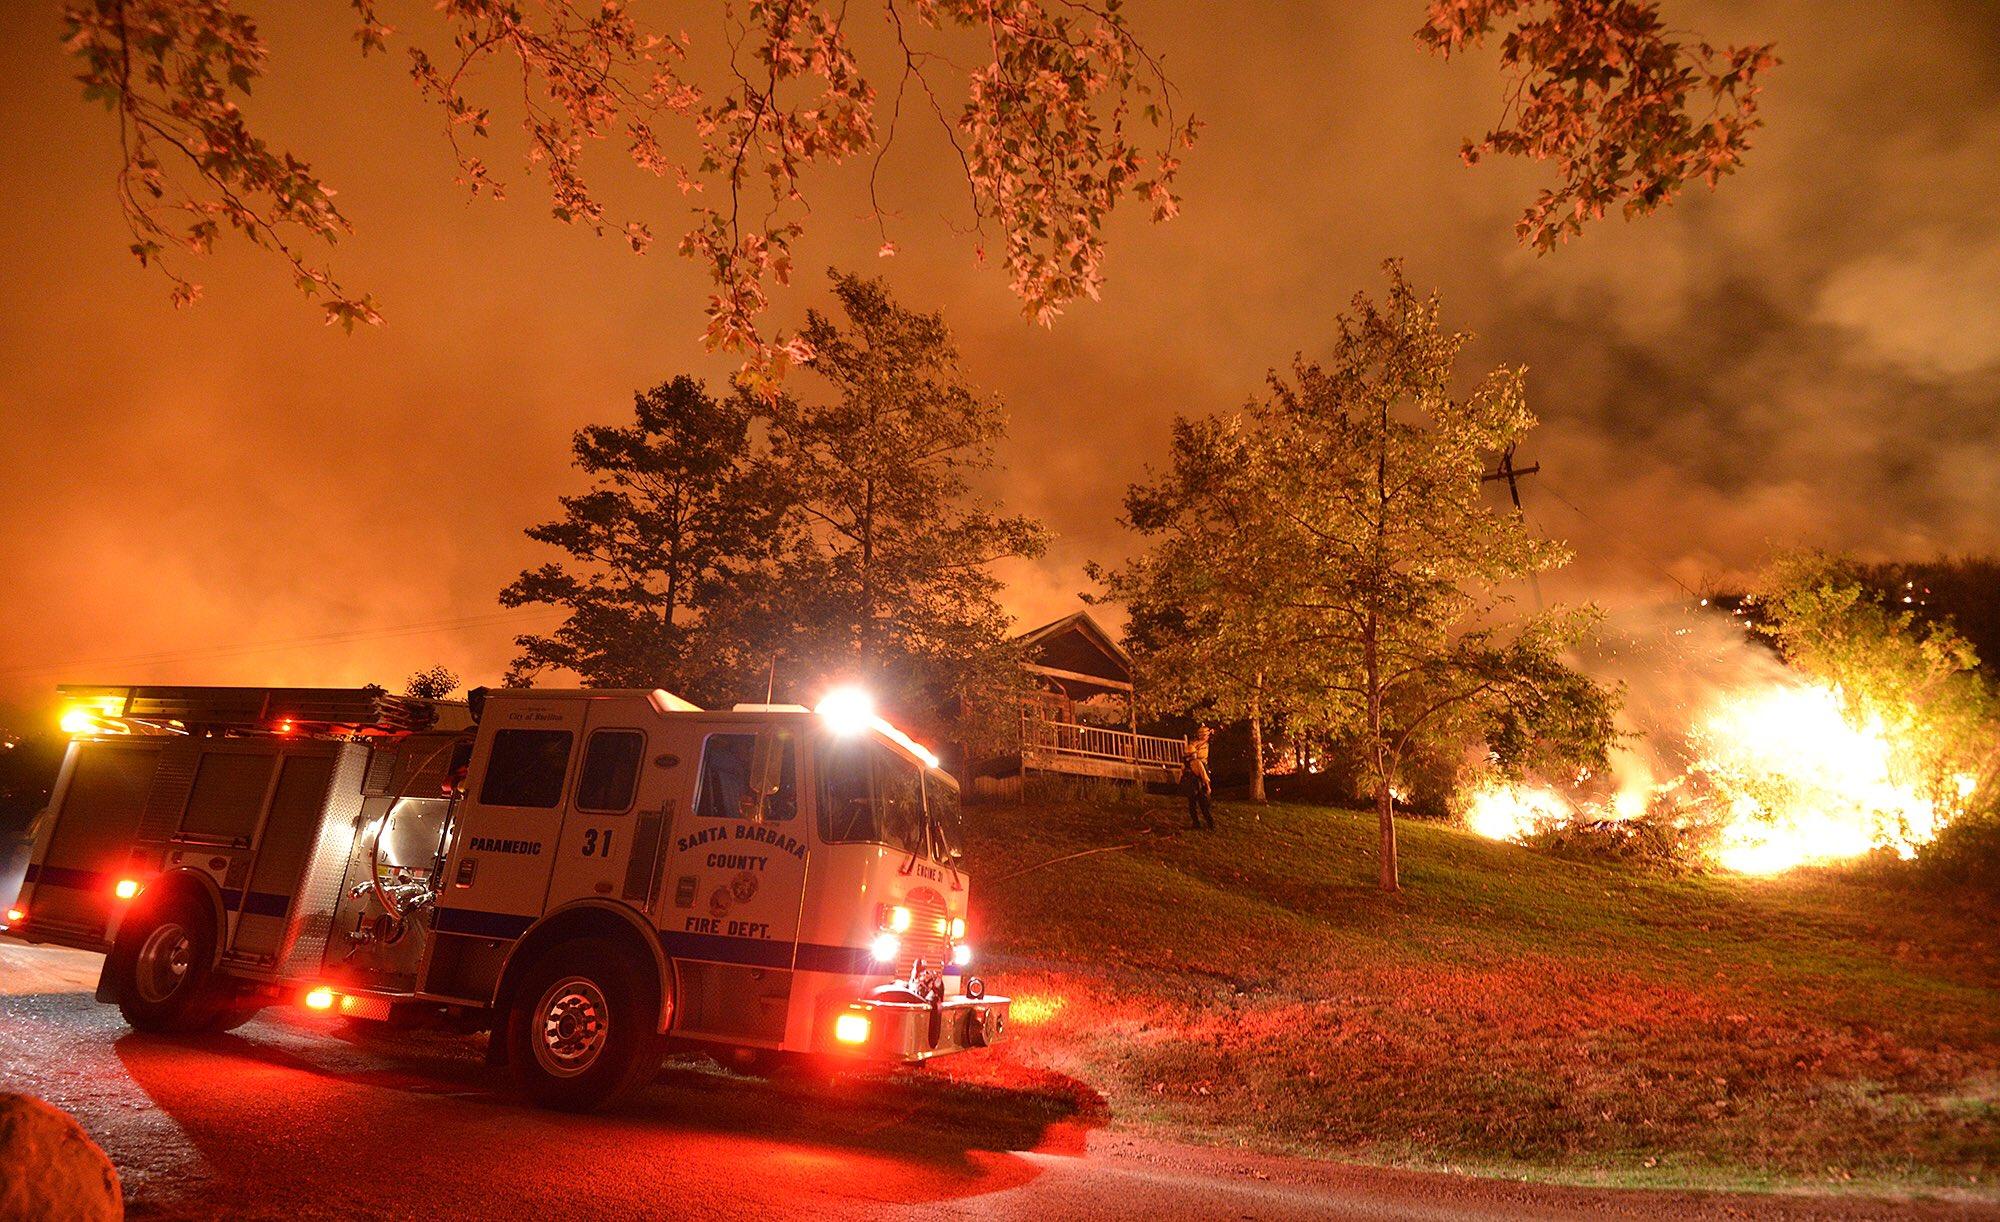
1181;726;1215;830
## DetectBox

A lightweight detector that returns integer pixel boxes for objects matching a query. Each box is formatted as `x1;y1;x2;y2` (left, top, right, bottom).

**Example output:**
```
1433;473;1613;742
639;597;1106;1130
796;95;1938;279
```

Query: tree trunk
1375;772;1398;893
1365;610;1399;892
858;478;876;671
1247;674;1266;803
1369;396;1398;892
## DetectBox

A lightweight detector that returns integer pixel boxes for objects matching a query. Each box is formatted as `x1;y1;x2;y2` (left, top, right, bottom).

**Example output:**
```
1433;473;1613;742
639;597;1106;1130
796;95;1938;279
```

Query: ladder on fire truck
56;684;458;737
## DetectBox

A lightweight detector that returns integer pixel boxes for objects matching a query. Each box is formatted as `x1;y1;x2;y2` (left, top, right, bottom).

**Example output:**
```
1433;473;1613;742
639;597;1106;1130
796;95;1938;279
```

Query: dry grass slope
952;797;2000;1196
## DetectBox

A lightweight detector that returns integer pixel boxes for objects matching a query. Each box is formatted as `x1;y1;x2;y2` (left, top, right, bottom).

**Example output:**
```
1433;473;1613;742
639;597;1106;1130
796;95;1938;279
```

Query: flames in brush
1461;680;1979;875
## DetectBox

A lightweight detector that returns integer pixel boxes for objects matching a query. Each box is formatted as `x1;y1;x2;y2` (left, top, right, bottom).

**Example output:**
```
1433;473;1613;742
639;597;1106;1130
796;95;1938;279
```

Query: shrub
1909;814;2000;901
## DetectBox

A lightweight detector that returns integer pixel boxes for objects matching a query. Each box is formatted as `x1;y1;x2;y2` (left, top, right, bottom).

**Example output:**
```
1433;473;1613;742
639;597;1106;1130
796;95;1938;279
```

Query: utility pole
1483;445;1545;610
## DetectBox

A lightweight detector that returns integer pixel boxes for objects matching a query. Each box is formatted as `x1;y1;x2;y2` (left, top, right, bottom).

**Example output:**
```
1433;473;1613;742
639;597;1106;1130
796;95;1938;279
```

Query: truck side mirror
746;731;787;822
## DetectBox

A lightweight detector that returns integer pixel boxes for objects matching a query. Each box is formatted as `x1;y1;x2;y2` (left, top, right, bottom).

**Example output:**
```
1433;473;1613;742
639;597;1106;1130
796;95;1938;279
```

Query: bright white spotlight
815;686;875;736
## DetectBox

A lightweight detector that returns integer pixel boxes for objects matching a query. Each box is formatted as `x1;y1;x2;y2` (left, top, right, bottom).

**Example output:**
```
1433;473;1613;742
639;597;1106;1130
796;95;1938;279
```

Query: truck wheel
505;939;661;1112
109;892;223;1034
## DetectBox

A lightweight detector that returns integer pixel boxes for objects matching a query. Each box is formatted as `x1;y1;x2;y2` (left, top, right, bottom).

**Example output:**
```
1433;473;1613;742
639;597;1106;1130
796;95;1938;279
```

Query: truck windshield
816;737;949;859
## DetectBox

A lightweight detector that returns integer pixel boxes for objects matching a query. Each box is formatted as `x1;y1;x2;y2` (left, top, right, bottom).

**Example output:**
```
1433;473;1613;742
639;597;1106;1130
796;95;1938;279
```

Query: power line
1529;475;1703;601
0;607;565;682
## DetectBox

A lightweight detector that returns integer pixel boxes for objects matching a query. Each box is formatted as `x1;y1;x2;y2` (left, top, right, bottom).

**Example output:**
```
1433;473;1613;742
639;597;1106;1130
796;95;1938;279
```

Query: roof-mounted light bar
813;686;941;770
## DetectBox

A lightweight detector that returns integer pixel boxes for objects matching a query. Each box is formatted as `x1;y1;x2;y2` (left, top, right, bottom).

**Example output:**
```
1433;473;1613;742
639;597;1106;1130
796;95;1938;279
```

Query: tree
1750;550;2000;809
1854;556;2000;684
754;270;1047;720
60;1;1194;383
63;4;1775;365
1255;261;1610;890
1418;0;1776;253
403;665;460;700
500;375;775;702
1091;414;1299;802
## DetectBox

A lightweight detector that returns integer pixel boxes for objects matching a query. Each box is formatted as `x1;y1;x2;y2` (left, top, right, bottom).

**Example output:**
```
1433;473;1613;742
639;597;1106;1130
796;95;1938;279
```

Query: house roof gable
1013;610;1133;688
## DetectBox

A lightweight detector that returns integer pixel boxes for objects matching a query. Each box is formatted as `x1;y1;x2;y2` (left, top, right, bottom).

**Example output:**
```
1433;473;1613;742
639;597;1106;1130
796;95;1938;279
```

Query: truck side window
478;730;573;808
575;730;644;813
695;733;797;821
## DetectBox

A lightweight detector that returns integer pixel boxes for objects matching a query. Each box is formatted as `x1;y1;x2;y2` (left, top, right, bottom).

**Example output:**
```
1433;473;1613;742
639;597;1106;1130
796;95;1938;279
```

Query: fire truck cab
2;684;1006;1111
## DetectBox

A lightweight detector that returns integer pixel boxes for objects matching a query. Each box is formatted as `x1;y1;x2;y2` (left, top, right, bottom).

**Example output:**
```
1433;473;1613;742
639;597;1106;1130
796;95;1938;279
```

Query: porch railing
1020;711;1184;774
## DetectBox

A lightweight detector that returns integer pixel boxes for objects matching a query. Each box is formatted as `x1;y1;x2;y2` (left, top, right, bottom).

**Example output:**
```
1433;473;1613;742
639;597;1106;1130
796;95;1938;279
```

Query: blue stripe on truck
434;907;536;939
23;863;291;919
656;928;796;969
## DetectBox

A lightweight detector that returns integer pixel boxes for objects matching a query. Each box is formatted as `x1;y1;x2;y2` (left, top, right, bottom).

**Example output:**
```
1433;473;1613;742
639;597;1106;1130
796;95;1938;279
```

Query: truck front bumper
828;991;1010;1061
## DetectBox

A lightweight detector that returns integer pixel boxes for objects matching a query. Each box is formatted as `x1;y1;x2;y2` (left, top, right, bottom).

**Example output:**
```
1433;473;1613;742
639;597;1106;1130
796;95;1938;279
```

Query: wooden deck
1019;713;1183;784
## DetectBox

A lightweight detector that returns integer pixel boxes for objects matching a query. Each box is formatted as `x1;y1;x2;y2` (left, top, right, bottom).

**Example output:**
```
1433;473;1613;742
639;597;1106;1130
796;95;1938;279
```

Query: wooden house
966;610;1184;799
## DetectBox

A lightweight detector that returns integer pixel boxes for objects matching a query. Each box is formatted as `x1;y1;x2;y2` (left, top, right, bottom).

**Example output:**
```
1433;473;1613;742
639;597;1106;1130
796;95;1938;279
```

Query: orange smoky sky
2;1;1997;730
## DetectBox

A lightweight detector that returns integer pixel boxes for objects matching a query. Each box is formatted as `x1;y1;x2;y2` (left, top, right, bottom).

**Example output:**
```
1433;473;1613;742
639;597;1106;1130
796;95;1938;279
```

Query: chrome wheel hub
533;977;609;1078
135;921;192;1005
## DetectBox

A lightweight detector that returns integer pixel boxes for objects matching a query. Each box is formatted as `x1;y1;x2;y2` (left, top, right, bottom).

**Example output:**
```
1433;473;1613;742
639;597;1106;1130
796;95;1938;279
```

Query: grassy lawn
942;794;2000;1197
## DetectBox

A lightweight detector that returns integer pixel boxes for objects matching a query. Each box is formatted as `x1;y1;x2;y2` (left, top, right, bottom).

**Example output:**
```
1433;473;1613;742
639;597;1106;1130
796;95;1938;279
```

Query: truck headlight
887;905;912;933
950;917;966;940
869;933;901;963
952;943;972;967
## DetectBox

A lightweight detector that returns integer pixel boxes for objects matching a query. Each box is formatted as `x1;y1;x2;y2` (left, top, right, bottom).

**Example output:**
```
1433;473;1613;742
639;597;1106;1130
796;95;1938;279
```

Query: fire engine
1;682;1006;1111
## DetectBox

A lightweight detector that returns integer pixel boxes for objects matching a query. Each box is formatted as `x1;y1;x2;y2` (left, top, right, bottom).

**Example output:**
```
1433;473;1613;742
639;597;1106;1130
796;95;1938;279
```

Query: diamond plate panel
277;743;369;980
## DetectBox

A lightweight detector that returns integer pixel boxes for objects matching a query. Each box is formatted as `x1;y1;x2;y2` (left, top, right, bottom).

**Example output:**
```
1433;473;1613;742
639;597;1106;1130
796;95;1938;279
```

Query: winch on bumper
824;975;1009;1060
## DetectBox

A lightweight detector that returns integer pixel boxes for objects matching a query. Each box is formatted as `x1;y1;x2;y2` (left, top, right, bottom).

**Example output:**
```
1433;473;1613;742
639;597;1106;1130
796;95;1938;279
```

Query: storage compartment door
28;741;164;942
228;752;337;962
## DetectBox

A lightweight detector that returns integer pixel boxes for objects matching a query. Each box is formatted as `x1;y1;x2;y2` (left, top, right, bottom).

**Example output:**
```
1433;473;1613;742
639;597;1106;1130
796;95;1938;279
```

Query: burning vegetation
1461;678;1977;874
1459;553;1999;877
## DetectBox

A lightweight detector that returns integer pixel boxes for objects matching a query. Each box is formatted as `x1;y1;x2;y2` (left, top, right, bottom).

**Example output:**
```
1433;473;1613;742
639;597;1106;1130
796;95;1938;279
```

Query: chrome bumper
831;992;1010;1061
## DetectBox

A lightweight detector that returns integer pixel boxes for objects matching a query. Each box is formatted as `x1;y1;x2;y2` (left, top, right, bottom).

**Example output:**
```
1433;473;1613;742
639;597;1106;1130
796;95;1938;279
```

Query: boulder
0;1093;121;1220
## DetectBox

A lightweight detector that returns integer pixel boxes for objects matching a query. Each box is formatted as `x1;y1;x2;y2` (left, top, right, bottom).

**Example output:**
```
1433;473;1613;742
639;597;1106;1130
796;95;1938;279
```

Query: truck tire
505;938;661;1113
108;891;224;1034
